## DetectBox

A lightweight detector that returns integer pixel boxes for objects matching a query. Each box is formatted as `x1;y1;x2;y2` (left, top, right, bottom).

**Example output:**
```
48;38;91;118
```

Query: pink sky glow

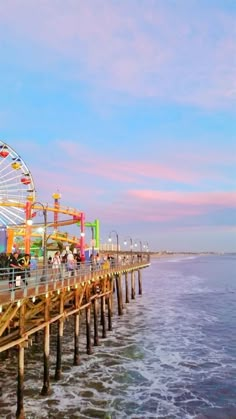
0;1;235;252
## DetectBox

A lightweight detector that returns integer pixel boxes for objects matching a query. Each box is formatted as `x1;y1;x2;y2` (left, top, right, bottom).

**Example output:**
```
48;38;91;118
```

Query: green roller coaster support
77;219;100;248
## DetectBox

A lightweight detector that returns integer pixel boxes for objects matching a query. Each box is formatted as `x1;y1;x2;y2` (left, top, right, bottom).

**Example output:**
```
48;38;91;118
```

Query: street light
27;202;47;280
134;238;142;252
37;227;44;253
143;241;149;261
108;230;119;267
134;238;142;261
124;236;133;263
143;241;149;252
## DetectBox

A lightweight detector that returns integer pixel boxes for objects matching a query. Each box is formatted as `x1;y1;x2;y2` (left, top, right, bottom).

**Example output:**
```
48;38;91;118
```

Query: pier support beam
86;305;92;355
41;297;50;395
138;269;142;295
74;289;80;365
125;272;129;304
131;271;135;300
93;298;99;346
16;344;25;419
74;312;80;365
116;274;123;316
101;295;107;338
108;295;112;331
110;276;114;314
16;303;25;419
55;293;64;380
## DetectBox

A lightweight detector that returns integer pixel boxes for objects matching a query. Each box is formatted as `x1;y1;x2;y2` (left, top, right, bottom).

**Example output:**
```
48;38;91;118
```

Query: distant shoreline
150;252;236;257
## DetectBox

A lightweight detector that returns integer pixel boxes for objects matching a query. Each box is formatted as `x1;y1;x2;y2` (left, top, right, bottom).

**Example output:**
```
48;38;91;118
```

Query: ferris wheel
0;140;36;226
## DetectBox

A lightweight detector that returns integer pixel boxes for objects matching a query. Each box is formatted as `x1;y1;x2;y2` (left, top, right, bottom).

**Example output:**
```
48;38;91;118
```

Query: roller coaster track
0;201;83;220
0;201;84;246
13;229;81;245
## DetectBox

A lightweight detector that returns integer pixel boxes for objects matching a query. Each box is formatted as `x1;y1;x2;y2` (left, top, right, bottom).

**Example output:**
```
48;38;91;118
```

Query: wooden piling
55;293;64;380
101;295;107;338
16;304;25;419
86;305;92;355
138;269;142;295
110;276;114;314
116;274;123;316
93;297;99;346
125;272;129;303
41;296;50;395
107;295;112;331
73;288;80;365
131;271;135;300
16;344;25;419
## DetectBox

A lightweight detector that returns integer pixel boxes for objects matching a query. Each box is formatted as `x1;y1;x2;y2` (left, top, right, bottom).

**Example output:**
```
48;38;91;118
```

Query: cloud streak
129;190;236;207
0;0;235;108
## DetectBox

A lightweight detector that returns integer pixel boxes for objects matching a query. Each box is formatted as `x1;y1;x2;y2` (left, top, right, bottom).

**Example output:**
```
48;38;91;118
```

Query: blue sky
0;0;235;252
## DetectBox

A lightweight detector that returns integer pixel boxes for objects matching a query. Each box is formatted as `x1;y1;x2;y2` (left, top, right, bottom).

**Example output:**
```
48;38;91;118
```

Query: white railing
0;255;150;300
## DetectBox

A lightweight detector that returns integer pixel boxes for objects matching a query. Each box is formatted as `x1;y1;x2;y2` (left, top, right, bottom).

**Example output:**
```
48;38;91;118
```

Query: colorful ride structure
0;140;100;257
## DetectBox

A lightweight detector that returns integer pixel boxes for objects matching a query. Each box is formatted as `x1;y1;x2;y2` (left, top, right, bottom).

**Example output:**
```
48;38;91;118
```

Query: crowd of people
0;249;144;289
0;250;32;289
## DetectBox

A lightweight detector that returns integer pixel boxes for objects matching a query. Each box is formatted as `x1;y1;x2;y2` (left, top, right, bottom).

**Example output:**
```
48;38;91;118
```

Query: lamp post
108;230;119;267
27;202;47;280
143;241;149;251
134;238;142;261
124;236;133;263
143;241;149;261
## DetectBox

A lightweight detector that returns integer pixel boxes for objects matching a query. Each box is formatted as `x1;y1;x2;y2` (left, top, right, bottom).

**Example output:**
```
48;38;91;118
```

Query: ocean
0;254;236;418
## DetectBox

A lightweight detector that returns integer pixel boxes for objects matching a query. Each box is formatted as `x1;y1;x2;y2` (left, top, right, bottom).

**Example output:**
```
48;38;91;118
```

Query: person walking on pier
18;253;31;285
66;251;75;276
52;251;61;280
8;251;24;289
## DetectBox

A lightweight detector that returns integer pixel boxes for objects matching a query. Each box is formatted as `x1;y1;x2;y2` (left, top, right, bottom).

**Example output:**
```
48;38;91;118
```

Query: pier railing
0;255;150;304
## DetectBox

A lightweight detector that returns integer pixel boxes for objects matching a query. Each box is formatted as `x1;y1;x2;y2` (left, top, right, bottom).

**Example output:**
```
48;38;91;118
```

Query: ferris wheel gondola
0;140;36;226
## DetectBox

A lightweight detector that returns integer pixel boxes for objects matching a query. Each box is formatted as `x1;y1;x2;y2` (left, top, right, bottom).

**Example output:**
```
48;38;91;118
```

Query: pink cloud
129;190;236;207
56;141;205;184
171;224;236;233
0;1;235;108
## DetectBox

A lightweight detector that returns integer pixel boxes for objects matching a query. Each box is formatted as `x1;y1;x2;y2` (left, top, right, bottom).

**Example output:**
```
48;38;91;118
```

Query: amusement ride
0;140;100;259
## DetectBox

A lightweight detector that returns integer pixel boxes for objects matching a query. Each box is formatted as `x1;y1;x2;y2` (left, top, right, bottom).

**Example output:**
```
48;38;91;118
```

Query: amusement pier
0;140;151;418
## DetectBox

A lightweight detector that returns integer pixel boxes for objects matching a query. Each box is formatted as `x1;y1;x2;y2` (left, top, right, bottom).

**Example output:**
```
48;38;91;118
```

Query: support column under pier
138;269;142;295
116;274;123;316
55;293;64;380
16;303;25;419
74;312;80;365
86;305;92;355
93;298;99;346
101;295;107;338
41;297;50;396
131;271;135;300
74;288;80;365
16;344;25;419
108;295;112;331
125;272;129;304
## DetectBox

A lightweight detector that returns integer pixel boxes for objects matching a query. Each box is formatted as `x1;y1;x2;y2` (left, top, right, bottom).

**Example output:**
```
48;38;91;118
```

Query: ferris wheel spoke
0;210;18;225
2;206;24;223
0;171;23;182
0;216;8;226
0;140;36;227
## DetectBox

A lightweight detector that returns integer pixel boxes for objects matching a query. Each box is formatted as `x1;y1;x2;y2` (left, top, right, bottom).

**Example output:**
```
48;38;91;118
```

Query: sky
0;0;236;252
